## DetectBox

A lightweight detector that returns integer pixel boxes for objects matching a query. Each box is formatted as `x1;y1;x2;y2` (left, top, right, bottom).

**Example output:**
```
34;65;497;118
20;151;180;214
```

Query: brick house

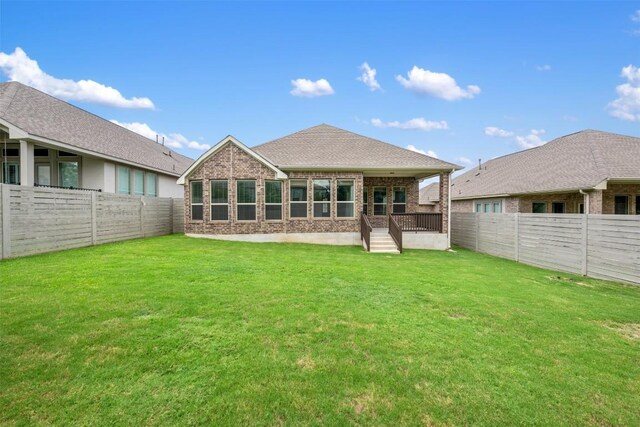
444;130;640;215
177;124;461;252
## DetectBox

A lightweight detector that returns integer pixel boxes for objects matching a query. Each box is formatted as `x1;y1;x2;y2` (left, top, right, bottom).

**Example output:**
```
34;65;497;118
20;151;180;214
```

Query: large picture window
373;187;387;216
59;161;79;188
265;181;283;220
392;187;406;213
236;180;256;221
210;180;229;221
190;181;203;220
313;179;331;218
290;180;308;218
337;179;355;218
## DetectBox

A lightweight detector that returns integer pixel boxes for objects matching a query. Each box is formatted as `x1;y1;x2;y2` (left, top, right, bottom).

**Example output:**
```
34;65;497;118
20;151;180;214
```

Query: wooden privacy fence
0;184;185;259
451;212;640;285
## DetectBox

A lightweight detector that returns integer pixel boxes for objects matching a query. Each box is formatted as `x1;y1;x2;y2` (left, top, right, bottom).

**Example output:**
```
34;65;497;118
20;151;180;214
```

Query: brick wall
438;172;450;234
602;184;640;214
363;177;420;228
517;193;584;213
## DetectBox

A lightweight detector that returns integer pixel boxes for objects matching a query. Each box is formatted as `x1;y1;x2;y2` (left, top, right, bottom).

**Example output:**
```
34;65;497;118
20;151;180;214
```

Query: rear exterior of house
178;125;461;252
0;82;191;197
448;130;640;215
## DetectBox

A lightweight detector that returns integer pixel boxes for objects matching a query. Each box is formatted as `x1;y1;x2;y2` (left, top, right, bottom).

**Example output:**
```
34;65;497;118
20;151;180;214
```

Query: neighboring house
449;129;640;214
418;182;441;213
177;124;461;251
0;82;191;197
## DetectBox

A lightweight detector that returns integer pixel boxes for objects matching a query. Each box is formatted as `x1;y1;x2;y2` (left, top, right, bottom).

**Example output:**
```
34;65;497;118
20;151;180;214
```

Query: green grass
1;236;639;426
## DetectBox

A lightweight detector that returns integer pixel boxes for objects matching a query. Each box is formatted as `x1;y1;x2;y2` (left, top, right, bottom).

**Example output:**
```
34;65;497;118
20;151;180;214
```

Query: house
418;182;441;212
448;129;640;214
0;82;191;197
177;124;462;251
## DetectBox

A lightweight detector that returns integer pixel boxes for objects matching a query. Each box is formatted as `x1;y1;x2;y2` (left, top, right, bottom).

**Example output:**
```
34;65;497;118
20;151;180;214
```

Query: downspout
447;168;454;249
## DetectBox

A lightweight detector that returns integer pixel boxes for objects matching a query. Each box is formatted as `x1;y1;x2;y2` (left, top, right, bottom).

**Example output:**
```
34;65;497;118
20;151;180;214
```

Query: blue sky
0;1;638;172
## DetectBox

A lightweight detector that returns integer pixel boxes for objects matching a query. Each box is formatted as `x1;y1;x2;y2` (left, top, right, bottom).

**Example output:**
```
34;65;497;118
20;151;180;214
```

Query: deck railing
390;213;443;232
388;214;403;253
360;212;372;252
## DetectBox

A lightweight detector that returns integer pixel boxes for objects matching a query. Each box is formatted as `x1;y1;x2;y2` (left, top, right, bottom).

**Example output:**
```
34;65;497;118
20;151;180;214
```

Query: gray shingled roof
252;124;461;171
451;129;640;199
419;182;440;204
0;81;192;176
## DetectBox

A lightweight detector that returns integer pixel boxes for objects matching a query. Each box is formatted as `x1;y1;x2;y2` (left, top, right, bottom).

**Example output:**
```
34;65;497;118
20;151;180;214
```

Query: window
1;163;20;184
363;187;368;215
210;180;229;221
492;202;502;213
392;187;406;213
58;151;77;157
146;173;157;197
190;181;203;220
36;164;51;185
117;165;131;194
34;148;49;157
236;180;256;221
313;179;331;218
532;202;546;213
373;187;387;215
475;203;482;213
579;203;585;214
614;195;629;215
133;170;145;196
484;203;491;213
552;202;565;214
290;180;308;218
636;196;640;215
337;179;355;218
2;148;19;157
58;161;79;188
265;181;283;220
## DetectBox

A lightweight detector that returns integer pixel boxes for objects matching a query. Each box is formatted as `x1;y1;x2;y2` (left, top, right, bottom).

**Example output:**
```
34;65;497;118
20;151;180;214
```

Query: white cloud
290;78;334;97
455;156;473;166
484;126;514;138
357;62;381;91
515;129;546;149
110;120;210;151
395;66;480;100
0;47;154;109
406;145;438;158
632;10;640;22
536;64;552;72
371;117;448;131
607;65;640;121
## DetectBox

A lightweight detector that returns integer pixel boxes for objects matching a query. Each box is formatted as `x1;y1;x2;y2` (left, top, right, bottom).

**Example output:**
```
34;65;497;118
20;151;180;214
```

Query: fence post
90;191;97;246
515;213;520;262
475;213;479;251
581;214;588;276
1;184;11;259
140;196;145;238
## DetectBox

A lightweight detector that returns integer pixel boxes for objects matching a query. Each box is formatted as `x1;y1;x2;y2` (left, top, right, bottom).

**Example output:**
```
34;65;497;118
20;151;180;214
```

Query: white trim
177;135;287;185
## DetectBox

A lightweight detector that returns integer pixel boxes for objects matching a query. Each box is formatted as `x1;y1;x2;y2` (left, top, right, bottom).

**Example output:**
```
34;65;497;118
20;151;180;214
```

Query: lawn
1;236;639;426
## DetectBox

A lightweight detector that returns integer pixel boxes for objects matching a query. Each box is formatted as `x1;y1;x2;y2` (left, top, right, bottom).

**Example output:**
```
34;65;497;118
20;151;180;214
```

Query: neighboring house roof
419;182;440;205
451;129;640;200
0;81;192;176
177;135;287;185
252;124;461;172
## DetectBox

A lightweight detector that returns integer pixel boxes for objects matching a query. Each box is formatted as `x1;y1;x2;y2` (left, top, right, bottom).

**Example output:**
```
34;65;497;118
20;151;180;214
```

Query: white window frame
337;179;355;218
265;180;283;221
289;179;308;219
236;180;257;221
190;180;204;221
210;180;229;221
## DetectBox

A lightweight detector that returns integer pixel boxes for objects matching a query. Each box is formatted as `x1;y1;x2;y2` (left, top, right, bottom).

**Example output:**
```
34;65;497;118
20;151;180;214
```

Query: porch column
438;171;451;235
19;140;34;186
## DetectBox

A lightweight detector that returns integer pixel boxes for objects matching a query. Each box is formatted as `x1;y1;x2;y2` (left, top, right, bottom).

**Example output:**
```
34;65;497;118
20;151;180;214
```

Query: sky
0;1;638;175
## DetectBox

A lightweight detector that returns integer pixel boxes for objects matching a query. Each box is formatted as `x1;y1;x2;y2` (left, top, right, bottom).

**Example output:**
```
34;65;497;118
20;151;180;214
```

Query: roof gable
177;135;287;184
0;81;192;176
252;124;461;171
